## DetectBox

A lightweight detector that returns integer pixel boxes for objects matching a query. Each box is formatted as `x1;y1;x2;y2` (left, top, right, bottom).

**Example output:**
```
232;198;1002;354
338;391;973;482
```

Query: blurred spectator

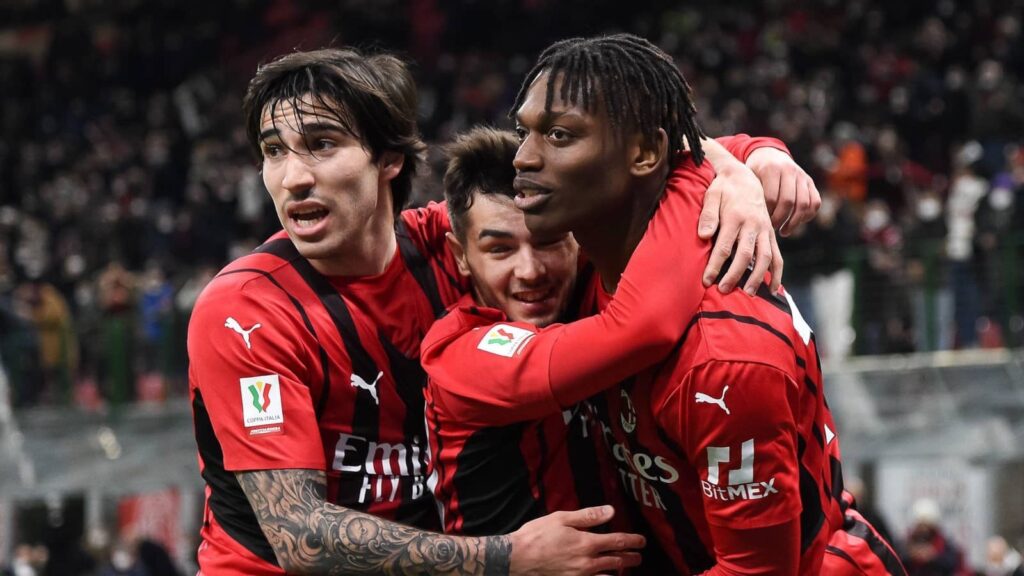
984;536;1024;576
136;538;180;576
11;280;77;404
857;198;913;355
901;498;969;576
96;261;136;406
946;142;989;348
98;539;148;576
904;188;952;351
1;0;1023;408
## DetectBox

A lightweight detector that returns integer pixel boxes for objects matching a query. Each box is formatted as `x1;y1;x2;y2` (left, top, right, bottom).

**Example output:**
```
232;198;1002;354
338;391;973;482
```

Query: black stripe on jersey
378;331;439;530
219;267;333;419
825;544;857;566
256;239;382;439
395;219;447;318
534;420;550;507
797;436;826;553
756;283;790;314
193;389;279;566
830;455;845;504
811;423;825;448
452;424;545;535
565;406;606;512
844;515;908;575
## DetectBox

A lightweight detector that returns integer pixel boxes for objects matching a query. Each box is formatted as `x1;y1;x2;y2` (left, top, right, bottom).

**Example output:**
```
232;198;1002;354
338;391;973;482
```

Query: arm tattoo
236;469;512;575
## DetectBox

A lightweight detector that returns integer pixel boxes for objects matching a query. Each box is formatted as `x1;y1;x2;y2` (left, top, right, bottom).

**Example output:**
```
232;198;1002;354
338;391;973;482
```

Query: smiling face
512;72;636;238
258;95;401;274
449;192;578;327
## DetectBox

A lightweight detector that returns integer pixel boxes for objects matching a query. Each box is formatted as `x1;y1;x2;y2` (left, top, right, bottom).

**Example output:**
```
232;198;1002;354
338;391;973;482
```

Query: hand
508;505;644;576
698;159;781;295
744;147;822;236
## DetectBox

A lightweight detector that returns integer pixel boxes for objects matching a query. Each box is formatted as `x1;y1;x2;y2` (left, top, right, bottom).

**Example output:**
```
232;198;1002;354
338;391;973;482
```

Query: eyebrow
259;121;348;142
516;108;580;125
478;229;515;240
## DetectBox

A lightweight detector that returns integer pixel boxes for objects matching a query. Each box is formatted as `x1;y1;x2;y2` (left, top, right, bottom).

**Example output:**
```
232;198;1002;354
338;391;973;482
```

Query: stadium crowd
1;2;1024;576
0;0;1021;409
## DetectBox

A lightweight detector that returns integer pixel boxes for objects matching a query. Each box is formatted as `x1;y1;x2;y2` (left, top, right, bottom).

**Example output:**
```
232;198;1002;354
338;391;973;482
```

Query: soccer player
425;34;905;575
186;46;800;575
423;127;793;540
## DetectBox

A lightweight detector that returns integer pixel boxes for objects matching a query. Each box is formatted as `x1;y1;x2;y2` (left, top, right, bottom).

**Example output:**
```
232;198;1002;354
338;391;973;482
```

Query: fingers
768;169;792;229
744;226;773;295
698;181;723;240
585;532;646;555
703;220;739;289
769;231;783;293
779;174;809;236
589;552;643;574
559;505;615;529
718;226;756;294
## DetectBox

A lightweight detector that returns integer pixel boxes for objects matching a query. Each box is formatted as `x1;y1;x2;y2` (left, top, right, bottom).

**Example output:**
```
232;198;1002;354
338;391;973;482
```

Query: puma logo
350;371;383;405
225;317;262;349
694;385;730;415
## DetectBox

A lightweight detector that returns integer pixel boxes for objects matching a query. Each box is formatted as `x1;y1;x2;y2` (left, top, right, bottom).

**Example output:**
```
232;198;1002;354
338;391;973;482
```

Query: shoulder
679;288;809;374
422;295;507;354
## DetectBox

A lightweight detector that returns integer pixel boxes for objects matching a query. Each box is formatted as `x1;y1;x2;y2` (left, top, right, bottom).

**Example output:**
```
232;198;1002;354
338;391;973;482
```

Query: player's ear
446;232;472;277
377;151;404;183
629;128;669;177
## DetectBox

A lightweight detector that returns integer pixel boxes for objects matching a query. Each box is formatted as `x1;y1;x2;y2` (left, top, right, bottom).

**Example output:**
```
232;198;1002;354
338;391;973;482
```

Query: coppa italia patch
477;324;535;358
240;374;284;429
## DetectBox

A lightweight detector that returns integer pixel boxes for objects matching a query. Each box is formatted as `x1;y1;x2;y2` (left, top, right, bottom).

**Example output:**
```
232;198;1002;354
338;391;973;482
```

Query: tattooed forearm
236;469;512;575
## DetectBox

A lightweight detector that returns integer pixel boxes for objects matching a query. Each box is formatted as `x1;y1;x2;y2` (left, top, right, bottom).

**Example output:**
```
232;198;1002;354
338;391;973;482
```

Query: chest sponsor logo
225;317;262;349
332;432;427;504
477;324;535;357
702;438;778;501
240;374;284;428
694;385;731;415
350;371;383;405
590;408;679;511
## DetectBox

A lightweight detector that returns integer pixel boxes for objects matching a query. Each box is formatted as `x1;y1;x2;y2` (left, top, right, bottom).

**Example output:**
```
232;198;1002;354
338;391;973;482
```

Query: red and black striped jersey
423;290;626;536
420;152;723;538
188;202;468;575
585;276;848;574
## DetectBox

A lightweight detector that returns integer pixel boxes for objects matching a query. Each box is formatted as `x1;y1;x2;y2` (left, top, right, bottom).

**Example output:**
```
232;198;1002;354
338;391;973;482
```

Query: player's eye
486;244;513;255
262;143;284;158
547;127;572;142
313;139;335;151
514;126;528;142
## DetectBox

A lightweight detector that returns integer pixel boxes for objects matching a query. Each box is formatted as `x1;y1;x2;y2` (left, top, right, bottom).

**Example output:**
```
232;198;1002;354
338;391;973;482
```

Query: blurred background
0;0;1022;574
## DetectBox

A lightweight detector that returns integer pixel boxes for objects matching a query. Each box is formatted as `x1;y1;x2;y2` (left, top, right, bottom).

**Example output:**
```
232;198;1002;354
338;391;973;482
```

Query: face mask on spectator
864;208;890;231
916;197;942;221
989;187;1013;211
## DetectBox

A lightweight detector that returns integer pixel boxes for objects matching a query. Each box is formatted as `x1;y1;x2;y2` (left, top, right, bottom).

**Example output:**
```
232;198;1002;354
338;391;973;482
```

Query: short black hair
243;47;426;215
511;33;705;165
443;127;519;241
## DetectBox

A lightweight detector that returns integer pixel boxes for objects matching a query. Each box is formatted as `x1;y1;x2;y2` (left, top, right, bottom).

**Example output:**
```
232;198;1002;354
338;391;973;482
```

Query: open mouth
512;287;554;304
289;207;329;229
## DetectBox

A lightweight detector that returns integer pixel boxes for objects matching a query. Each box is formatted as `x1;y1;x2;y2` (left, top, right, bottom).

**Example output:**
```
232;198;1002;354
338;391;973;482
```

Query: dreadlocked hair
510;33;706;166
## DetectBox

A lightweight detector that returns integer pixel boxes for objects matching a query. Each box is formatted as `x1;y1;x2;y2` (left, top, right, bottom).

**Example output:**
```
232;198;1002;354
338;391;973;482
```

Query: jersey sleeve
656;360;801;531
716;134;792;162
188;279;326;472
421;163;714;426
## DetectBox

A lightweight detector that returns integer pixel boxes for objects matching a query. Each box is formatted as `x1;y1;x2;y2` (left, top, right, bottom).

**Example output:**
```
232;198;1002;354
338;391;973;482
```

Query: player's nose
513;249;546;283
513;133;542;173
281;153;315;194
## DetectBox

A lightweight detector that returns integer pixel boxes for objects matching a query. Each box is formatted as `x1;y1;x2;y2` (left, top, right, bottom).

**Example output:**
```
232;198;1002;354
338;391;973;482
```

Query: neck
575;175;664;293
310;205;398;277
